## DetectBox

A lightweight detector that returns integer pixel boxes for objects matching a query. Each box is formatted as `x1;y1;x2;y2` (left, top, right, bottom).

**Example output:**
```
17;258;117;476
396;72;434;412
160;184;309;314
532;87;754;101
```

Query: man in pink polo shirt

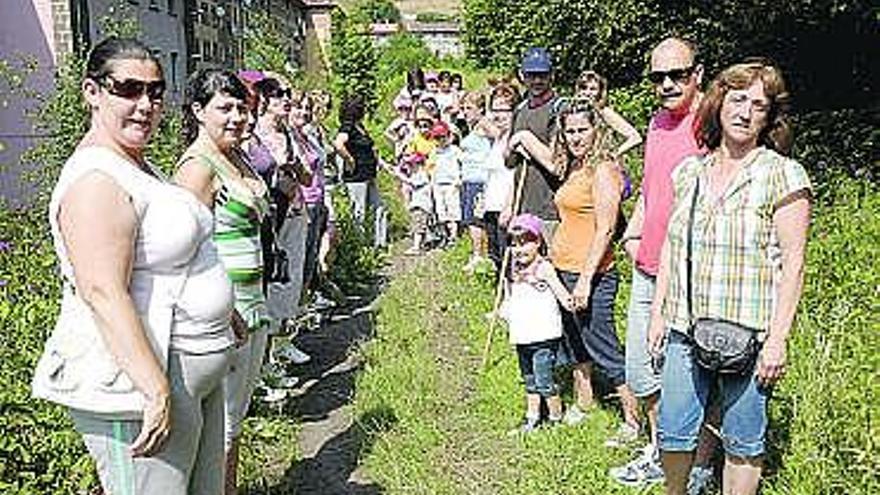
610;37;709;488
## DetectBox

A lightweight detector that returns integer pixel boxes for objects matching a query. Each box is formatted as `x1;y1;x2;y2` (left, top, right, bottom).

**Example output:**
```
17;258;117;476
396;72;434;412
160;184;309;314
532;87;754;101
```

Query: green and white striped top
179;138;272;332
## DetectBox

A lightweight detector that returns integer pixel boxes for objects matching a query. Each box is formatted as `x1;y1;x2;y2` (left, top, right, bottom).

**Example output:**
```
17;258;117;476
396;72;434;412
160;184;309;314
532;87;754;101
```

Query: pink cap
508;213;543;238
425;71;439;82
238;69;265;84
429;120;450;138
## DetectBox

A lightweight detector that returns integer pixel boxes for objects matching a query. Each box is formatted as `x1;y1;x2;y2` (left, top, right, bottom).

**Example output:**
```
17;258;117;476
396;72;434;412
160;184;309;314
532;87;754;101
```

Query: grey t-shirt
507;94;567;221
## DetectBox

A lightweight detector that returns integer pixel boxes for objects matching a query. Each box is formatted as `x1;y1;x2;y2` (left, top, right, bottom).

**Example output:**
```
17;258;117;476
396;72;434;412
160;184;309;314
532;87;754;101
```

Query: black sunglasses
647;66;695;85
272;88;292;99
509;231;541;246
101;75;165;101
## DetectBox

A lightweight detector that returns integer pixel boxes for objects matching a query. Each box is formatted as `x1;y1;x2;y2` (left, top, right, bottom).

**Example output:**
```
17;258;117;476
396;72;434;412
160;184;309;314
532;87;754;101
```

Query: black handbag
685;174;761;375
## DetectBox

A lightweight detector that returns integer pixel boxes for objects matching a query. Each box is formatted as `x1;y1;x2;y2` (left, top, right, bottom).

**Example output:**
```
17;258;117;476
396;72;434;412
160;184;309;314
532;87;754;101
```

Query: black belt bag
689;318;760;374
684;174;761;375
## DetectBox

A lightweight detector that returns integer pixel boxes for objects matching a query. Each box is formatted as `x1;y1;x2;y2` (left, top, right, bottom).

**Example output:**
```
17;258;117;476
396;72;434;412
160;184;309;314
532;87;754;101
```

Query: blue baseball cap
520;47;552;73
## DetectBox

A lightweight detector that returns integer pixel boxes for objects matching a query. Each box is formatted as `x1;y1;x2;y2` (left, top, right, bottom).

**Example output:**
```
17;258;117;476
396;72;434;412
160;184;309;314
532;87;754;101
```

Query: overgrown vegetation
353;175;879;493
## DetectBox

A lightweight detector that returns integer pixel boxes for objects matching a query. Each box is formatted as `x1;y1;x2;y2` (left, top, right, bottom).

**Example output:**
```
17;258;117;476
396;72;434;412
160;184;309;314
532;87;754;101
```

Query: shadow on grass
261;406;398;495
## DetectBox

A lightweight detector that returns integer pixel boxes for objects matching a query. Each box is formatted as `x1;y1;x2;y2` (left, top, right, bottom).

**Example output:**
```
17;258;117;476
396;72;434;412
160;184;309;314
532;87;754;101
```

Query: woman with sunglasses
252;78;312;343
516;100;640;433
647;61;811;495
575;70;643;160
32;38;236;494
173;68;273;495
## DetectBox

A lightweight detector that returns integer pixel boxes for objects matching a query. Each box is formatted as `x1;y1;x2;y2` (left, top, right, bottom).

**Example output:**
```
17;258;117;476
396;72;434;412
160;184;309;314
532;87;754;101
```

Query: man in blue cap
503;47;567;239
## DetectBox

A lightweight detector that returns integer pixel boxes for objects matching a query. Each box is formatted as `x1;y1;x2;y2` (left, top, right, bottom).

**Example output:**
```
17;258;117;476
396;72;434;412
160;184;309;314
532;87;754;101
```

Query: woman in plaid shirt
647;61;812;495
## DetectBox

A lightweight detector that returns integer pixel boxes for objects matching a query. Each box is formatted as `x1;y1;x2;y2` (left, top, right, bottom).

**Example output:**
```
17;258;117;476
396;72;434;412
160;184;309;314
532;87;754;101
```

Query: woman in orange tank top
549;100;640;434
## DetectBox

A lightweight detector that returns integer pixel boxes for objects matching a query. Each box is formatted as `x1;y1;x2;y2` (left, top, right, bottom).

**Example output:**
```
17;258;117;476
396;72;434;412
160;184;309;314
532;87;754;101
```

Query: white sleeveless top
506;260;564;345
32;147;234;417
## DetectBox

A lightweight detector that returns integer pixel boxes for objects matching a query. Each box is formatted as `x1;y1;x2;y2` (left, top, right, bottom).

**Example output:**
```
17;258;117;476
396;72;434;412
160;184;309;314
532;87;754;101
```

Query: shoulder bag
686;173;761;375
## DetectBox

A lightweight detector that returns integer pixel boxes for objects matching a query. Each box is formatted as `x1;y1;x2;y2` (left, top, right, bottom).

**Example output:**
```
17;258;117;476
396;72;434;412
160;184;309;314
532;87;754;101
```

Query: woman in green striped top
174;68;271;495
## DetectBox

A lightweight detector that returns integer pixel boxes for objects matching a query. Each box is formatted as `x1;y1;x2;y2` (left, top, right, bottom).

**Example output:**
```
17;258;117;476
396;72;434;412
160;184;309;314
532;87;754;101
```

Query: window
148;0;159;10
167;0;176;15
170;52;179;92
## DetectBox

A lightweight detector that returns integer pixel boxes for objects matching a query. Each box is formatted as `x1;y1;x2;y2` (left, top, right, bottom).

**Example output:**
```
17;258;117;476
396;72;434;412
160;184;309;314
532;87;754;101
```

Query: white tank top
33;146;233;416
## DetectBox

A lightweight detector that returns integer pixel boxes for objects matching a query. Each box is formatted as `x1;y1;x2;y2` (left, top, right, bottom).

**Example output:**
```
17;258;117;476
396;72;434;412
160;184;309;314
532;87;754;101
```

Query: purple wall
0;0;57;206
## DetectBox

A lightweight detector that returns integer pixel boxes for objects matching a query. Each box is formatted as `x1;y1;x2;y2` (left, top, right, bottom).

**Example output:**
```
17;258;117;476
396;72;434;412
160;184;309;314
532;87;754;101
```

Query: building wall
86;0;187;101
188;0;246;73
0;0;59;204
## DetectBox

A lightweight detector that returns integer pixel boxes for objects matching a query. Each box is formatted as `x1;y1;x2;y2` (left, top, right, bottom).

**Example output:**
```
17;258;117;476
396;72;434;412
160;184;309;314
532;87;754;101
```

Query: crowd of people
29;31;811;495
30;36;388;495
377;40;811;495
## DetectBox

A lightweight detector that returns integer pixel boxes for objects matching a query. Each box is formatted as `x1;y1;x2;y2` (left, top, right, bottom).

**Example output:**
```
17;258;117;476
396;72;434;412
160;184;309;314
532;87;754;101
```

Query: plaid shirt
663;147;812;333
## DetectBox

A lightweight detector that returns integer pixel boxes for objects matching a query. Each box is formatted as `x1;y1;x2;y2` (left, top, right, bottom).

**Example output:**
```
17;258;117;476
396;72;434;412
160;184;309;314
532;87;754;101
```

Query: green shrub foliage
330;8;378;111
462;0;877;110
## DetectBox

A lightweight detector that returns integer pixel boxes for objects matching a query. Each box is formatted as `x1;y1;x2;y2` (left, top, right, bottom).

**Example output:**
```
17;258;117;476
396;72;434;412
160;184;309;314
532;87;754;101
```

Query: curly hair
695;59;793;155
551;98;613;178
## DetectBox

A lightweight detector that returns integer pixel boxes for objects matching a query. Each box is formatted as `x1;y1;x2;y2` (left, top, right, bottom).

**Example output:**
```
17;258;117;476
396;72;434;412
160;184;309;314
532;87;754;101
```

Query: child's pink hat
508;213;543;238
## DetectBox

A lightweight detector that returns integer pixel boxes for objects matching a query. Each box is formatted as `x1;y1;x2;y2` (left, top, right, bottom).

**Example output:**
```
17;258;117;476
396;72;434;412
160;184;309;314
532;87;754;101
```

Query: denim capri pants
556;270;626;388
658;330;770;458
516;339;561;397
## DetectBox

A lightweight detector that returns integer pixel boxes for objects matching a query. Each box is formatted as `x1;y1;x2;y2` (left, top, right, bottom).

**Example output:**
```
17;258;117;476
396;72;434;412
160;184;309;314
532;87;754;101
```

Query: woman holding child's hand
546;100;640;434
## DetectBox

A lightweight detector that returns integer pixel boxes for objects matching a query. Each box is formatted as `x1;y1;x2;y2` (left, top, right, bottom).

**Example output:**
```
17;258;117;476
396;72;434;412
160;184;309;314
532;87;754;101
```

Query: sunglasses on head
416;119;433;128
101;75;165;101
647;66;695;85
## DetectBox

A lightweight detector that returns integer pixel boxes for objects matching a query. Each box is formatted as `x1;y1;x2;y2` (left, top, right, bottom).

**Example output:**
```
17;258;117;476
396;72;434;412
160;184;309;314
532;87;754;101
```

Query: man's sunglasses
647;66;695;85
101;75;166;101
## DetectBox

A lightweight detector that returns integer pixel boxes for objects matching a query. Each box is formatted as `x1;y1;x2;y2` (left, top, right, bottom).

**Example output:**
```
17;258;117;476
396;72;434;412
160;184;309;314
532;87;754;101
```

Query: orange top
550;164;615;274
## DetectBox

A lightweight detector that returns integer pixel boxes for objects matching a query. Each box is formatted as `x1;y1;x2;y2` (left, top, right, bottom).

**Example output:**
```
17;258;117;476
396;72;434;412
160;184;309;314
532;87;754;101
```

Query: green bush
0;208;96;493
462;0;877;111
329;8;378;110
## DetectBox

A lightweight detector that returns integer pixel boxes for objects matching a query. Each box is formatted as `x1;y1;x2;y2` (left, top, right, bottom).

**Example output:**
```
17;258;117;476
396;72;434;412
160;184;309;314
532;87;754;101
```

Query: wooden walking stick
481;158;529;369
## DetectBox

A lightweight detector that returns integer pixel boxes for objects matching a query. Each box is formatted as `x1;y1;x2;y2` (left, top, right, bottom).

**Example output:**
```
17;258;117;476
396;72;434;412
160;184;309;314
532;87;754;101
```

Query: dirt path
258;250;423;494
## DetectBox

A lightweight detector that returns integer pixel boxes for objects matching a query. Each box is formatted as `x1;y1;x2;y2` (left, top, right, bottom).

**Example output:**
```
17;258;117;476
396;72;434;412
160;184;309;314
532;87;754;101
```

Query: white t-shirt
484;136;515;213
505;260;564;344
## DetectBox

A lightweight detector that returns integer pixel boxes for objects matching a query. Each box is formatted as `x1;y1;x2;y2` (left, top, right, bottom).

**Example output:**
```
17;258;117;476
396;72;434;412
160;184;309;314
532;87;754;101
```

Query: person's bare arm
601;106;643;158
537;260;574;311
622;193;645;261
508;130;559;176
174;157;215;208
572;161;623;308
332;132;355;173
647;235;672;356
59;171;170;457
758;190;811;386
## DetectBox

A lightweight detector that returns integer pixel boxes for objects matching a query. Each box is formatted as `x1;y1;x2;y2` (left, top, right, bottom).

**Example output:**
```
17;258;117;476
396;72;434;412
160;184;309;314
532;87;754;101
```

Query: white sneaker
563;405;590;426
275;343;312;365
687;465;715;495
609;445;664;487
604;421;640;448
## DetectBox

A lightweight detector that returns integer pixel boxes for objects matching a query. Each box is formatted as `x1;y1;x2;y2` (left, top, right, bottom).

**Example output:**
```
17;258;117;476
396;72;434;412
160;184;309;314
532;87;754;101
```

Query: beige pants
70;349;230;495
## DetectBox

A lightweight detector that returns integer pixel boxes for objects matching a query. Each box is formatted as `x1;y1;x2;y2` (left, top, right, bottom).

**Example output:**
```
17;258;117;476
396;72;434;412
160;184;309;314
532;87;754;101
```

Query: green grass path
352;246;662;494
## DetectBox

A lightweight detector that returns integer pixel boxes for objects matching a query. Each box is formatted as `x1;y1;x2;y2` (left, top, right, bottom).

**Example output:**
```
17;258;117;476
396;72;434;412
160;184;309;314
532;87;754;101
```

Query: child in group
426;120;462;244
503;213;574;433
402;154;433;255
384;95;414;161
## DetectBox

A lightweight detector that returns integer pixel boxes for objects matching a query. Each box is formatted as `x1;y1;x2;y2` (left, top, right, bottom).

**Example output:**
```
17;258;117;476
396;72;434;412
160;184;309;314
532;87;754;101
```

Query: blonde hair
575;70;608;108
552;99;614;177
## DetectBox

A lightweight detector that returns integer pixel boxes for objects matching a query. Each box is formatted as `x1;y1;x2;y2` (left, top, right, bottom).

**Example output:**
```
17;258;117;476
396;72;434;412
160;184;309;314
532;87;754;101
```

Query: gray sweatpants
70;349;231;495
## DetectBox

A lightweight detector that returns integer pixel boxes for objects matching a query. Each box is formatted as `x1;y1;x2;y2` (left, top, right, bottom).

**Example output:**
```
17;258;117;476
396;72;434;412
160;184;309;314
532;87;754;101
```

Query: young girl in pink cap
503;213;574;433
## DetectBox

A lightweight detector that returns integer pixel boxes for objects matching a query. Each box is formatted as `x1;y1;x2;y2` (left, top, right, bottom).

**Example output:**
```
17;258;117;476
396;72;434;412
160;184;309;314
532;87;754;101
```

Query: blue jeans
659;331;769;458
557;270;626;387
460;181;484;226
625;267;661;397
516;339;560;397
